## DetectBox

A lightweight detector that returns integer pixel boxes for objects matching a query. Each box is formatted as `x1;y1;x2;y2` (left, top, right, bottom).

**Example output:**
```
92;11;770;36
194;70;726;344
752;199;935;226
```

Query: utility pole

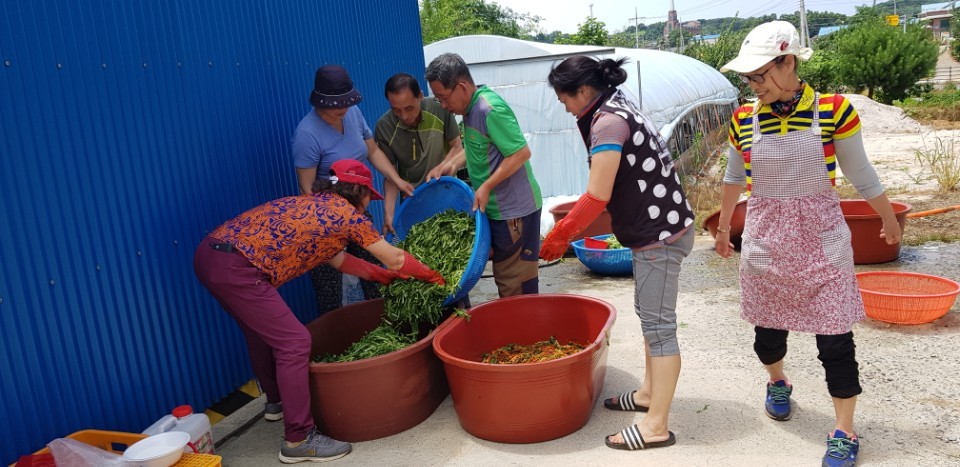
590;3;594;18
799;0;809;47
628;7;641;48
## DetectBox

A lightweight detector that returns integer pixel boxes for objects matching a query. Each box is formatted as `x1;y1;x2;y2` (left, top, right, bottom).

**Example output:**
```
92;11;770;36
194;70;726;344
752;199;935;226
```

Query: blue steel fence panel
0;0;426;462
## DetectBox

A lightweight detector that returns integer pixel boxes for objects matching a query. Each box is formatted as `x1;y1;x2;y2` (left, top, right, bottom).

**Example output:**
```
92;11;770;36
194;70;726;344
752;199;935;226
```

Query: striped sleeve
728;103;752;153
590;112;630;154
830;94;861;140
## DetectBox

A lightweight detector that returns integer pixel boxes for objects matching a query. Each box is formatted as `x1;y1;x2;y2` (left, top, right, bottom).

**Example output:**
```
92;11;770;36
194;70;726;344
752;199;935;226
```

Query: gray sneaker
278;429;351;463
264;402;283;421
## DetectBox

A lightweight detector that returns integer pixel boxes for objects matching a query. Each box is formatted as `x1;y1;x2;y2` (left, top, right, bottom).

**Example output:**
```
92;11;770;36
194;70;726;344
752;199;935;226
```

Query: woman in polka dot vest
540;55;695;452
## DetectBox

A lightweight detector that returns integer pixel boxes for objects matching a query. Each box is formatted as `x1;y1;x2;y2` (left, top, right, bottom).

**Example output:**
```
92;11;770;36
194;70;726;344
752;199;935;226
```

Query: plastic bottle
142;405;215;454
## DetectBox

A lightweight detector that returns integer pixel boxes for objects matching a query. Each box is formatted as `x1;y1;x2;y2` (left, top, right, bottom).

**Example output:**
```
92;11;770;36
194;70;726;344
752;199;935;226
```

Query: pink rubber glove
539;193;609;261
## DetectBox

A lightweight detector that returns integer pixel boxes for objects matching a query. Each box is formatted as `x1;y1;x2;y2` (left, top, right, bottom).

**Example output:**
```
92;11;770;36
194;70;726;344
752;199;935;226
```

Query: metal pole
799;0;809;47
635;8;639;48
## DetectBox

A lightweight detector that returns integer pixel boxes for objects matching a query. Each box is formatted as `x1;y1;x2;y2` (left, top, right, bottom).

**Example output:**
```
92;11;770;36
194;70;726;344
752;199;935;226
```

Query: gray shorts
633;227;695;357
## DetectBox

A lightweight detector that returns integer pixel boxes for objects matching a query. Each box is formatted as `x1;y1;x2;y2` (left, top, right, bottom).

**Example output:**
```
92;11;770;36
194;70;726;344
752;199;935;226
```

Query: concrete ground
214;235;960;466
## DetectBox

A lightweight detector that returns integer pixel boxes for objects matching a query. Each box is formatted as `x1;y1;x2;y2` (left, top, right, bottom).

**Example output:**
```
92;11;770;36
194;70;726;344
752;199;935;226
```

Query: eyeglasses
738;57;785;84
432;82;464;105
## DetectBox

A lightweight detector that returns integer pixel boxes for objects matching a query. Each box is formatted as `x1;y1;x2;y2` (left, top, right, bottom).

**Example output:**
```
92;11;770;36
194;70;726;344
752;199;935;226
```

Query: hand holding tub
336;253;410;285
539;193;609;261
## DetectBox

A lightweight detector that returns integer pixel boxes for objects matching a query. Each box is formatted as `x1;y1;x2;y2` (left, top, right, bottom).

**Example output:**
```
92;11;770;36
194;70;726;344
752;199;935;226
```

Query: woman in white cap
714;21;901;467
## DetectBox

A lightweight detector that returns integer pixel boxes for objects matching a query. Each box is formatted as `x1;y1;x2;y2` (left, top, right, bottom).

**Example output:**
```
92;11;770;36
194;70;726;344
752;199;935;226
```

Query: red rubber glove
337;253;409;285
398;251;446;285
539;192;609;261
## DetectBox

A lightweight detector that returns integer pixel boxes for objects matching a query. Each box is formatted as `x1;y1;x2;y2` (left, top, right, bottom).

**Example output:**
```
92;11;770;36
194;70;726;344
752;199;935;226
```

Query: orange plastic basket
19;430;221;467
856;271;960;324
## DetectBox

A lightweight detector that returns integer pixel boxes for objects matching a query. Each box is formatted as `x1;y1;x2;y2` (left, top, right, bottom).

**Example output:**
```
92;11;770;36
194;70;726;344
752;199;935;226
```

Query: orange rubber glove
398;251;446;285
539;193;609;261
337;253;409;285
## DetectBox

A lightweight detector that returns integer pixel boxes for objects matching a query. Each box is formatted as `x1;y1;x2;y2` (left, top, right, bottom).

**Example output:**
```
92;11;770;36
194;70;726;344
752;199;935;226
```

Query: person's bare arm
366;139;414;196
296;167;317;195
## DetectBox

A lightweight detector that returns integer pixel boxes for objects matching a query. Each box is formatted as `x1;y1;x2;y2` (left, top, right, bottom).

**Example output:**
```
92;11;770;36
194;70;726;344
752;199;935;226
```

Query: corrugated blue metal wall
0;0;425;462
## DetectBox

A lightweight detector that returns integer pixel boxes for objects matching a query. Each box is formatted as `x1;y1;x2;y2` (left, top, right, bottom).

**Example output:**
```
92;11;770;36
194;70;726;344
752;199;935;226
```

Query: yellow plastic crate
16;429;221;467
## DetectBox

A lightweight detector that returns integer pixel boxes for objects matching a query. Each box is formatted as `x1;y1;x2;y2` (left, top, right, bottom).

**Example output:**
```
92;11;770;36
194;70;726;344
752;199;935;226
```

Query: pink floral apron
740;94;865;334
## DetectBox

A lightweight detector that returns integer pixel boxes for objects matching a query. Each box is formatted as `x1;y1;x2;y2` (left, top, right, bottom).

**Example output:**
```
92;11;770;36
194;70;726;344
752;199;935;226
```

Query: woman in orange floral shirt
194;160;442;463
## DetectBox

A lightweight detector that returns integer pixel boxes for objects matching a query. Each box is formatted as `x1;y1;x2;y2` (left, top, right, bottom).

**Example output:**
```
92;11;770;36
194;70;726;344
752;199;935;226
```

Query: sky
489;0;871;34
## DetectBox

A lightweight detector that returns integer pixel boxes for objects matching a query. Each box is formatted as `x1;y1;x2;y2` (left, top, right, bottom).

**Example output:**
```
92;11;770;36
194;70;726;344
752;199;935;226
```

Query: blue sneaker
822;429;859;467
765;380;793;421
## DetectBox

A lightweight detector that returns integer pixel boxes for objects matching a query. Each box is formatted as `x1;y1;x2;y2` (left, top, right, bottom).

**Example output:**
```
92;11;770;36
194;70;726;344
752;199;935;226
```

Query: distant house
920;1;956;38
815;25;849;38
691;34;720;44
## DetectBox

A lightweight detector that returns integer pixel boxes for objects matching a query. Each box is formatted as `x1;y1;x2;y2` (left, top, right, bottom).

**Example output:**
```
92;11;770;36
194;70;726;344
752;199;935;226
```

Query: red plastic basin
840;200;911;264
306;299;449;442
432;294;616;443
549;201;613;242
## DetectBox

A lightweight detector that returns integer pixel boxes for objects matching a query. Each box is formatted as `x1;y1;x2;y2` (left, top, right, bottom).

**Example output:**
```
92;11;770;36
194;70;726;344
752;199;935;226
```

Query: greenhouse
424;35;740;198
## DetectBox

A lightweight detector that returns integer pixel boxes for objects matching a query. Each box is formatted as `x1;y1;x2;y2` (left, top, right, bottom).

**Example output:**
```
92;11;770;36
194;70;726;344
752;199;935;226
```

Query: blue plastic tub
571;234;633;276
390;177;491;306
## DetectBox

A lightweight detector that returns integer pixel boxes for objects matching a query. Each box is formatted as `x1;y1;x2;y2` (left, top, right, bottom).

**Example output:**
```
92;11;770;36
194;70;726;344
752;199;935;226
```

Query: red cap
330;159;384;200
172;405;194;418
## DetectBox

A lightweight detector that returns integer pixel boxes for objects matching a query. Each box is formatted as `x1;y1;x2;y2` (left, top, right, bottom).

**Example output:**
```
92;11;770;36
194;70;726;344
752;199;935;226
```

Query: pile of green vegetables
604;235;623;249
385;209;474;331
312;209;474;363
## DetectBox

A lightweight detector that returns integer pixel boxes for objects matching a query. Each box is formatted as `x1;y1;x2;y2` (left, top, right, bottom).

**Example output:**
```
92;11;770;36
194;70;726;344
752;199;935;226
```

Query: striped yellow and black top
728;85;862;193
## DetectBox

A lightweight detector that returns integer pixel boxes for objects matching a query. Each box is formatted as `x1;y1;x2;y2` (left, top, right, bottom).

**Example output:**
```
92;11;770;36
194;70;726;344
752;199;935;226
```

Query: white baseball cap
720;21;814;73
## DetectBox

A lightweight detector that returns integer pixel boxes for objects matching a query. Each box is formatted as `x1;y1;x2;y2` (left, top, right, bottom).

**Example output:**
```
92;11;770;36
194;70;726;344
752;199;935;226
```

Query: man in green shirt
426;53;543;297
374;73;464;235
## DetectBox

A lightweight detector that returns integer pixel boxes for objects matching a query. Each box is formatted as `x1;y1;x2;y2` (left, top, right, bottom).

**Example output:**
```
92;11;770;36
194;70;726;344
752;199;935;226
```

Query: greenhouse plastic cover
424;35;739;199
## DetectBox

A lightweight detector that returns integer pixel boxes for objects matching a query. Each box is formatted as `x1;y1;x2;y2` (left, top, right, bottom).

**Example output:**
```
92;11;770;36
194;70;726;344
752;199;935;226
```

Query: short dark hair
384;73;422;99
425;53;474;89
548;56;629;95
312;177;370;209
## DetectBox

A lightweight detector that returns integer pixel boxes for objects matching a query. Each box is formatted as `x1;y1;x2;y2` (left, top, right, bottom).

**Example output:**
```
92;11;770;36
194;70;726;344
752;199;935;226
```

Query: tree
833;18;939;103
420;0;541;44
555;17;608;46
683;29;749;93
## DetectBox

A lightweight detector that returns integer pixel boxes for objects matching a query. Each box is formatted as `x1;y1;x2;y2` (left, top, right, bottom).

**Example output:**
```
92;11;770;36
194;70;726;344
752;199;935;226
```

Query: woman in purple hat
291;64;416;315
195;159;443;463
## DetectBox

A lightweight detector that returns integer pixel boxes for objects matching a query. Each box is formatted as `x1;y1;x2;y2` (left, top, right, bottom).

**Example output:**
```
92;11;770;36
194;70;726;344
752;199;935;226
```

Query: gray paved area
215;236;960;466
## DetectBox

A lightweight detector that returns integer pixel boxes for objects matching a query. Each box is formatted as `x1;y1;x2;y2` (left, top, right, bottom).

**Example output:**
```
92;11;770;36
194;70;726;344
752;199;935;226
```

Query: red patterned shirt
210;192;381;286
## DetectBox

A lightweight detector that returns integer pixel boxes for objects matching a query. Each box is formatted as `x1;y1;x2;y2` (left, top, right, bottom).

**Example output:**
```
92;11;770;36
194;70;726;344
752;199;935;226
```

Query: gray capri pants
633;227;695;357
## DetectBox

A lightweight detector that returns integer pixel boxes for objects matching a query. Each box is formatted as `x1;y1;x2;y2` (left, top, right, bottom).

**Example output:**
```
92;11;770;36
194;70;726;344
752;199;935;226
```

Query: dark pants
194;237;314;442
754;326;862;399
310;240;382;316
489;209;541;297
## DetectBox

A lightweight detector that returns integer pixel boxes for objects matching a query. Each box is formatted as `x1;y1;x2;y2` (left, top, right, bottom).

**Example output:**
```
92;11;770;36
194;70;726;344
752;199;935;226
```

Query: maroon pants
193;237;313;442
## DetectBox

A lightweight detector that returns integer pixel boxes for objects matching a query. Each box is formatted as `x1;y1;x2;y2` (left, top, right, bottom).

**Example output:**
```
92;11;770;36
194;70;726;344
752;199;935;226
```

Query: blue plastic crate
390;177;491;306
571;234;633;276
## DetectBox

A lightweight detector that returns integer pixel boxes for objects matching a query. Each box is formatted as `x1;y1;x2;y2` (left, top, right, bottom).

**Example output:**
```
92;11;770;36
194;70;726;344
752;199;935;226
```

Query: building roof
921;1;956;14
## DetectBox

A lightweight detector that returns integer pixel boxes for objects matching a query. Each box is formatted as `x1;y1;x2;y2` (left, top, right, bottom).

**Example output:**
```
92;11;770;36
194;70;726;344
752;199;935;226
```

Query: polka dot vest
577;90;695;248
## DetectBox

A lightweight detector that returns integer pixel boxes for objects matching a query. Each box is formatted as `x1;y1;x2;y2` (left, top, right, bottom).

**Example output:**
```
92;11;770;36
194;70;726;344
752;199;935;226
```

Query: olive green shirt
374;98;460;187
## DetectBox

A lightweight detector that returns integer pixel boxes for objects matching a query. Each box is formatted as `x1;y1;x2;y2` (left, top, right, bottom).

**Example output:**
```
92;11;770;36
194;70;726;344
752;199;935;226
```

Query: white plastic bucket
142;405;215;454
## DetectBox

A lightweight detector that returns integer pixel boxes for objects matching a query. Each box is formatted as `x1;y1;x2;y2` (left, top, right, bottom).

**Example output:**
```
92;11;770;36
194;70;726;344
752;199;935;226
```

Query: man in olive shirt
374;73;463;235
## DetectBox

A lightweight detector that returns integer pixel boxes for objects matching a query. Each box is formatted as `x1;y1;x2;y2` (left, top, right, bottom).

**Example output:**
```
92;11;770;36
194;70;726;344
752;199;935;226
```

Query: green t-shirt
462;86;542;220
374;99;460;187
